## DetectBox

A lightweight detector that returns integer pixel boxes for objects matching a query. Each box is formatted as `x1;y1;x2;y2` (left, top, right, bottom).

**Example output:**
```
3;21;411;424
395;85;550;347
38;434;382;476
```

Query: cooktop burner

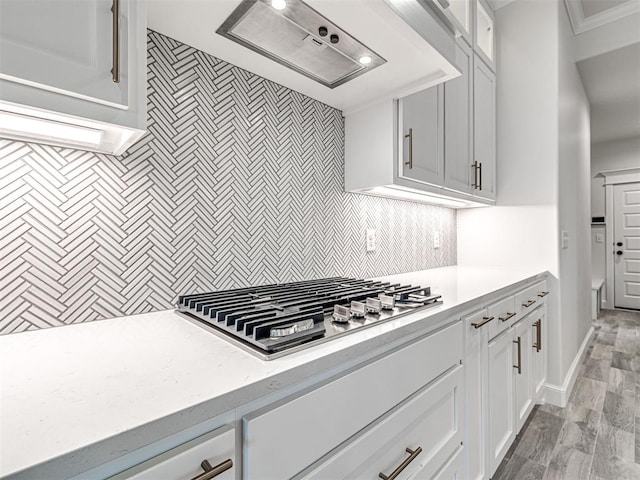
177;277;442;359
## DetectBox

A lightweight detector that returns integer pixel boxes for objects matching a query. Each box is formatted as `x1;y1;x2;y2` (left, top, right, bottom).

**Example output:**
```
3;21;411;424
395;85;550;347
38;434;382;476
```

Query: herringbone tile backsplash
0;31;456;335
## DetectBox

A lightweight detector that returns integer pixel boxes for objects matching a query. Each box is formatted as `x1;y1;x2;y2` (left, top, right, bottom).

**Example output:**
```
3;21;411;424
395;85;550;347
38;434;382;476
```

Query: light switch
433;231;440;249
561;230;569;249
595;234;604;243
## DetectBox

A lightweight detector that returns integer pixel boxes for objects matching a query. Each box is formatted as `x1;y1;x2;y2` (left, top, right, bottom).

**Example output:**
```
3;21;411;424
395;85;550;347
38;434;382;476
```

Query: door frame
598;167;640;309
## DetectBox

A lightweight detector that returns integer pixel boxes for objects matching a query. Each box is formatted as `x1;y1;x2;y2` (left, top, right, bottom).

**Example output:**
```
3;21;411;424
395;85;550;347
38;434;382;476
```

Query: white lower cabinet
513;317;534;431
487;327;516;476
463;309;490;480
299;365;464;480
108;424;235;480
243;322;463;479
531;306;546;398
423;446;465;480
462;278;550;479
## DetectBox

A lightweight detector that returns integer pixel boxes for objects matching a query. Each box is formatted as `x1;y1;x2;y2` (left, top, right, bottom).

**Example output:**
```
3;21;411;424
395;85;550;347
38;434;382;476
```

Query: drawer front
244;322;463;480
516;280;548;315
533;280;550;301
486;295;517;340
300;365;464;480
109;425;234;480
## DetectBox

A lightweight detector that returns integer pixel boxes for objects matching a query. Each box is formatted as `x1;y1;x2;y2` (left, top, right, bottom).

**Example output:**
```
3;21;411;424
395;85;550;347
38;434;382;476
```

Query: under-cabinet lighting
0;111;103;147
367;186;469;208
271;0;286;10
359;56;372;65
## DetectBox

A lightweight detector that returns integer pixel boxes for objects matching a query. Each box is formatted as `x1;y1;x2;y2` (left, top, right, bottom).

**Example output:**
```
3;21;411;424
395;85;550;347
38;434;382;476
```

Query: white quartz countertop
0;265;547;478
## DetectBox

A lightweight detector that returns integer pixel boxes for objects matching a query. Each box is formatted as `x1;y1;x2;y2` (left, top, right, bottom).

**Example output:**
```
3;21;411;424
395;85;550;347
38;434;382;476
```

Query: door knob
616;251;623;255
617;242;623;247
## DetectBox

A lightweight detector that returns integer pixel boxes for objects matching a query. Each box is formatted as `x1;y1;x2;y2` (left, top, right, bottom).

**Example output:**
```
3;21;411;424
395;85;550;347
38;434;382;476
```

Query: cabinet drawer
299;366;464;480
533;280;550;301
109;425;234;480
243;322;463;480
487;295;517;340
515;280;548;315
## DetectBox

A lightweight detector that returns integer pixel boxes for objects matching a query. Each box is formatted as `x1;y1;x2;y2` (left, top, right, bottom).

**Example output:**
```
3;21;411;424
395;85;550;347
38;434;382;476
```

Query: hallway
493;309;640;479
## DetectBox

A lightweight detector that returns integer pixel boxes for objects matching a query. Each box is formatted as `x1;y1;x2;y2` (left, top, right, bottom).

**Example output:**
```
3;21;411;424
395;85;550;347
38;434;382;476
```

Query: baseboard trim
543;326;595;407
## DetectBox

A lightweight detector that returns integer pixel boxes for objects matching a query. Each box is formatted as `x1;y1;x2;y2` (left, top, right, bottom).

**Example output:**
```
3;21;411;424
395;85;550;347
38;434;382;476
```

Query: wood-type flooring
493;309;640;480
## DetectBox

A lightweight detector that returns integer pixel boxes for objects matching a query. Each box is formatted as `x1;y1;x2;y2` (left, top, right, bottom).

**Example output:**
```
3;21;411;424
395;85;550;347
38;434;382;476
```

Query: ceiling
577;42;640;144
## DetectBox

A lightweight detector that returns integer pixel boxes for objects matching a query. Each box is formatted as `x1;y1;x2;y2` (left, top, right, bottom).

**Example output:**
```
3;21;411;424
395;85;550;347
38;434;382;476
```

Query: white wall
557;0;592;382
458;0;559;269
591;137;640;217
459;0;592;394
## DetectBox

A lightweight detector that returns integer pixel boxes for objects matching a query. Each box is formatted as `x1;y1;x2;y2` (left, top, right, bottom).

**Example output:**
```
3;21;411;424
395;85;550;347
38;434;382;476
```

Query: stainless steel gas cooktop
177;277;442;359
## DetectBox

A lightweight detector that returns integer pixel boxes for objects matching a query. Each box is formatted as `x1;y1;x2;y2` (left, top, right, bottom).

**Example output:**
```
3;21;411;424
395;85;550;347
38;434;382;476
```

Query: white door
614;183;640;310
0;0;128;108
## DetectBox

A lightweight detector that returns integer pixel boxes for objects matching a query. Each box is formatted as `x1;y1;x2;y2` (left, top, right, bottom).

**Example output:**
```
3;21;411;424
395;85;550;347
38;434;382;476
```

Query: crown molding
564;0;640;35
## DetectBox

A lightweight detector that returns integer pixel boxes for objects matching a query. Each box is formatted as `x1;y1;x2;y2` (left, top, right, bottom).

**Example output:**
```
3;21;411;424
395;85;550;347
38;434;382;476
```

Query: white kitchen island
0;266;549;480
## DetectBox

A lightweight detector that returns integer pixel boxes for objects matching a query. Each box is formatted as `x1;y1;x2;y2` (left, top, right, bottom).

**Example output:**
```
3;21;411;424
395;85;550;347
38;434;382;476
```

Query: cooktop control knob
366;297;382;314
379;294;395;310
332;304;351;323
350;300;366;318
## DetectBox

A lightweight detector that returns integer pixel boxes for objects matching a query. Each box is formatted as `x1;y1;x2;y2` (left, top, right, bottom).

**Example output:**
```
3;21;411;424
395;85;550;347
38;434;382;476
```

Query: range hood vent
217;0;386;88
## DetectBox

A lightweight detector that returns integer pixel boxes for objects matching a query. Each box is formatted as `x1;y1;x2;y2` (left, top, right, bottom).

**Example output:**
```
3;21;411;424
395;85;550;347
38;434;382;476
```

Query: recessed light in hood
216;0;386;88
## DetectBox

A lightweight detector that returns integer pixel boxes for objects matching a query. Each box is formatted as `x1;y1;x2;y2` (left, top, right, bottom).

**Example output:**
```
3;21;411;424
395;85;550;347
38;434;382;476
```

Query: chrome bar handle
533;319;542;352
404;128;413;168
478;162;483;190
471;316;494;329
111;0;120;83
191;459;233;480
498;312;516;322
379;446;423;480
513;337;521;374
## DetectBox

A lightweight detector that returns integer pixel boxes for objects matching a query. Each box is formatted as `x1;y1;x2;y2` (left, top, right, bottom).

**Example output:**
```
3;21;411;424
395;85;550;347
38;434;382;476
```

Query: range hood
217;0;386;88
148;0;460;115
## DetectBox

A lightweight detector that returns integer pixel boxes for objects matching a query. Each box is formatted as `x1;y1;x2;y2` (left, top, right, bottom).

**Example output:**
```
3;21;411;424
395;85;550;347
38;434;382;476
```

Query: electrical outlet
433;231;440;249
366;228;376;252
595;233;604;243
561;230;569;249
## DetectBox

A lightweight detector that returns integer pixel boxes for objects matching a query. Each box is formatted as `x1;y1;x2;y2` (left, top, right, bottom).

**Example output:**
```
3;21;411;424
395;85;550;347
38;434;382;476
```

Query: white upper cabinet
399;86;445;186
444;41;473;195
472;55;496;200
0;0;146;155
422;0;473;45
475;0;495;69
1;0;128;108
